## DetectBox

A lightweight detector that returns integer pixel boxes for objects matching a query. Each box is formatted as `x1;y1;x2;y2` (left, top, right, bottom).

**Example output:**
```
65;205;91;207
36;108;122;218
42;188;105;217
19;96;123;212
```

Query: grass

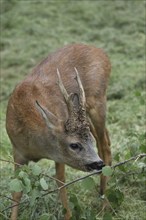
0;0;145;219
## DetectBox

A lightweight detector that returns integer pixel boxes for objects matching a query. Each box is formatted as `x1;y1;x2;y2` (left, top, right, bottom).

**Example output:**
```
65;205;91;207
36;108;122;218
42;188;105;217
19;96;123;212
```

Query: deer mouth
85;161;105;172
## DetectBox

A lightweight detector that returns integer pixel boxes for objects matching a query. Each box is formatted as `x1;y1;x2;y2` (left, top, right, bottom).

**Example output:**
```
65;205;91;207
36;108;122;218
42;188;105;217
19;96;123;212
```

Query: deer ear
70;93;80;110
35;101;58;130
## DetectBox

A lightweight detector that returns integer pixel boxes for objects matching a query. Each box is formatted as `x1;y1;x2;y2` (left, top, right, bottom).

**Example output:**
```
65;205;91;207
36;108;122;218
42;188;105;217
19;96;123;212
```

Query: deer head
36;68;104;172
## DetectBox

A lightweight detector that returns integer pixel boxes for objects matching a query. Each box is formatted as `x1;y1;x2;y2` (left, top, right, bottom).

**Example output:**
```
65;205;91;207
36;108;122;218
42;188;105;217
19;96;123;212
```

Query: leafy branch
42;153;146;196
0;153;146;213
0;154;146;196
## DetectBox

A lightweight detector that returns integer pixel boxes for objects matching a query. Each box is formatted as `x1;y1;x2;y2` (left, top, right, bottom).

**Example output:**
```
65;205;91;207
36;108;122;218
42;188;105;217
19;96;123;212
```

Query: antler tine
57;68;69;102
74;67;86;108
57;69;73;112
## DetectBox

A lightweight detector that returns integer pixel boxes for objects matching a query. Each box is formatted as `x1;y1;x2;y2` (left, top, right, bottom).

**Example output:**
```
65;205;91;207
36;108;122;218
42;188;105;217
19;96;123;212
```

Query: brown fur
6;44;111;220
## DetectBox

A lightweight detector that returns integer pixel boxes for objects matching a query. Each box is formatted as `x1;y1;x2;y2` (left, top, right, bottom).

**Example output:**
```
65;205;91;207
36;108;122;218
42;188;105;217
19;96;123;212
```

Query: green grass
0;0;145;219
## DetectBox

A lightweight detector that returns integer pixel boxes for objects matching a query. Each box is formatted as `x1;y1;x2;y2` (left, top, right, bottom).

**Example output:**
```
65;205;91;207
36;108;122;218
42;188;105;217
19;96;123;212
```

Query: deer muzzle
85;160;105;172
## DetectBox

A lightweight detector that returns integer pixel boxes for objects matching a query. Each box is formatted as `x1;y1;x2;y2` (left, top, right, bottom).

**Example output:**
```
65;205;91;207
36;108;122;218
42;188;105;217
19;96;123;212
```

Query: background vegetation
0;0;145;219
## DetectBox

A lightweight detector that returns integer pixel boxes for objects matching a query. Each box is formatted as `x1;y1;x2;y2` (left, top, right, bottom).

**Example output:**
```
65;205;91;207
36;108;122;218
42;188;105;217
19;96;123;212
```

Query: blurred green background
0;0;145;219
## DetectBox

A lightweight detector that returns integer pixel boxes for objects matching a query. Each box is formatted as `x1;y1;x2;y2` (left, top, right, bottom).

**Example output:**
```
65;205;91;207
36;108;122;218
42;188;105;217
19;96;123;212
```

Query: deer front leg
10;191;23;220
90;125;111;196
98;128;111;196
55;163;71;220
10;150;28;220
88;100;112;196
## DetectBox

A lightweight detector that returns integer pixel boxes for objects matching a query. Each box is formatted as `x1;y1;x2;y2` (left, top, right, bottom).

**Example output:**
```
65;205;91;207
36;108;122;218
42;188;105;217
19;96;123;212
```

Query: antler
74;67;86;109
57;69;74;114
57;68;86;113
57;68;69;102
57;68;89;135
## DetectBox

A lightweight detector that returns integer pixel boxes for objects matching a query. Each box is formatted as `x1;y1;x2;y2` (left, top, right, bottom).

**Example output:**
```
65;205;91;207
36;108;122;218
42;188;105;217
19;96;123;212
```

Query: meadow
0;0;145;219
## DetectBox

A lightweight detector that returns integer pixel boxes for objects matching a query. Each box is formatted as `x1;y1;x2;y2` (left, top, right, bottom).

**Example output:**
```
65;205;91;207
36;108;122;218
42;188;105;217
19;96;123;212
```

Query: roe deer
6;43;112;220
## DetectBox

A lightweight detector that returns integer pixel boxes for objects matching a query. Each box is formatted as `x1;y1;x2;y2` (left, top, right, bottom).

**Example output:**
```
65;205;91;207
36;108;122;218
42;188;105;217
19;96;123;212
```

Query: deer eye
69;143;82;151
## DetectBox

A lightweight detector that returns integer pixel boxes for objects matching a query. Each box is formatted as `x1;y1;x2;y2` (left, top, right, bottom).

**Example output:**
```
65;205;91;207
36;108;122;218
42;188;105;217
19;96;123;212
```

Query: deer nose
86;160;105;171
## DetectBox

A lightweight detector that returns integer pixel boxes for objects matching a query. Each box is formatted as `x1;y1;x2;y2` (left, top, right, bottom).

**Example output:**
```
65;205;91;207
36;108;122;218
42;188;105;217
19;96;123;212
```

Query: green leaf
18;170;32;193
70;194;78;206
107;188;124;208
40;177;48;190
32;164;42;176
30;188;40;207
18;170;28;178
39;213;50;220
102;166;113;176
23;177;32;193
69;193;81;213
82;177;95;190
9;178;23;192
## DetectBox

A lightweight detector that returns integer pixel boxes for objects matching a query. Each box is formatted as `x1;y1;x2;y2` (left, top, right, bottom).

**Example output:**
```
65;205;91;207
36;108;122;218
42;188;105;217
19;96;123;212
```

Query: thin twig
1;154;146;213
42;169;102;196
113;153;146;169
43;153;146;196
42;173;65;185
0;159;22;167
96;196;117;217
1;199;28;213
0;194;16;202
1;154;146;199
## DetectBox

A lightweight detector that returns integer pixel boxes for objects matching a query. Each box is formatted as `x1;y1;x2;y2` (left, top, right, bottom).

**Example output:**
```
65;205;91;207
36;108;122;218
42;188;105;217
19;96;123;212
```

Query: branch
0;194;16;202
0;154;146;198
1;154;146;213
0;158;22;167
112;153;146;169
1;199;28;213
42;173;64;184
42;153;146;196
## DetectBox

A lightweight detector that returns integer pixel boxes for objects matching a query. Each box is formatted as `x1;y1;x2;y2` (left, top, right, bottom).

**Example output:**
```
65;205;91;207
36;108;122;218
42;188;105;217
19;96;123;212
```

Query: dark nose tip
86;160;105;171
